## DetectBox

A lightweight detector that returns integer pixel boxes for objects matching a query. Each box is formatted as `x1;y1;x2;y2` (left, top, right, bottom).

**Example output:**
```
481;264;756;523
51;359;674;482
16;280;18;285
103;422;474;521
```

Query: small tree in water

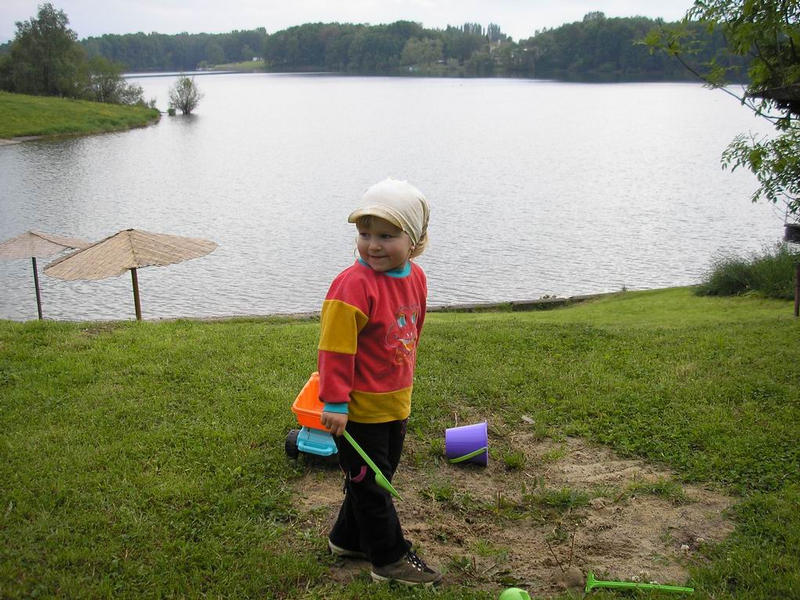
168;75;203;114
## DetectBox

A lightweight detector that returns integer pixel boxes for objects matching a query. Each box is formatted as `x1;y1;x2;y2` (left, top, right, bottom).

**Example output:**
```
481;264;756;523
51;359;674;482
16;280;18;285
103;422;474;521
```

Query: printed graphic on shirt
385;305;421;366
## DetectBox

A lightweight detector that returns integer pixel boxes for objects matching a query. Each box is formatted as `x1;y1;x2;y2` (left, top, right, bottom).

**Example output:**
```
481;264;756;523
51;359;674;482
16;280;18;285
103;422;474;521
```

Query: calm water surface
0;73;780;321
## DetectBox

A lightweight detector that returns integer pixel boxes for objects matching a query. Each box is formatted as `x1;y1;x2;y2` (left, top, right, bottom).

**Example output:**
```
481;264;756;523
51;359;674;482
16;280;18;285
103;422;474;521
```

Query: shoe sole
370;572;441;587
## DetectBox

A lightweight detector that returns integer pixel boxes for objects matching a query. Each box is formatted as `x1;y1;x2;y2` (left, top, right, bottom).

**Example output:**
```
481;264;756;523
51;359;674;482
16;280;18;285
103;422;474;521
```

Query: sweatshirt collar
357;258;411;278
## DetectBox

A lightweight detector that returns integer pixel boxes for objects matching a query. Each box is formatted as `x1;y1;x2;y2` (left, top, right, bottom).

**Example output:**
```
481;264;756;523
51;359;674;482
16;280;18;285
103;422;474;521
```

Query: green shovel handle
448;446;489;464
343;431;402;500
585;571;693;594
343;431;380;473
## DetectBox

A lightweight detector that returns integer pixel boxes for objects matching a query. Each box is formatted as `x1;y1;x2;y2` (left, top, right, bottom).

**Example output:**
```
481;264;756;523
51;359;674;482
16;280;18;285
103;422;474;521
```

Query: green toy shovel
343;430;403;500
585;571;694;594
448;445;489;464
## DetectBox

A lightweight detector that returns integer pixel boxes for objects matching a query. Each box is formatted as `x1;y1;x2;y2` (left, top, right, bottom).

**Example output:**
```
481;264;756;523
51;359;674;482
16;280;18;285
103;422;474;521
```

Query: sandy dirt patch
290;431;735;596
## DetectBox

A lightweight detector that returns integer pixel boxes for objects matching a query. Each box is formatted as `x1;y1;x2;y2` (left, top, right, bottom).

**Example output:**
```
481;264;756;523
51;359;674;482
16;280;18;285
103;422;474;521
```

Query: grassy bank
210;60;265;72
1;288;798;598
0;91;160;139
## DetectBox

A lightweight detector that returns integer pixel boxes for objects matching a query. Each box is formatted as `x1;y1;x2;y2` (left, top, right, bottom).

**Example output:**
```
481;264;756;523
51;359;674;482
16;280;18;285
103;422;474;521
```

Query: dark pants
329;419;411;567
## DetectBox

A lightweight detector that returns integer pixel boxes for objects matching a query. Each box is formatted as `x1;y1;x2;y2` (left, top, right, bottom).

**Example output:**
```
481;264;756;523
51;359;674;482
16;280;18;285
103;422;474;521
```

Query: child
318;178;441;586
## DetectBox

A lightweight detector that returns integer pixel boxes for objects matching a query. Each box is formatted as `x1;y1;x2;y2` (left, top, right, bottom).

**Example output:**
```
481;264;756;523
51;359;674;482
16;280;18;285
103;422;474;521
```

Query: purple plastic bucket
445;421;488;466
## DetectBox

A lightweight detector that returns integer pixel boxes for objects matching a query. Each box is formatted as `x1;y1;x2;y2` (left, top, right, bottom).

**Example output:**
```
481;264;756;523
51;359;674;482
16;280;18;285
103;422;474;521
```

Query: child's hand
321;411;348;436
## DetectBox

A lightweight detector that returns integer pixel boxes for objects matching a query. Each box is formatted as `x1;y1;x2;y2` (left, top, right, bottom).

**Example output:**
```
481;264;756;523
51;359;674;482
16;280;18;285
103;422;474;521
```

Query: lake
0;73;781;322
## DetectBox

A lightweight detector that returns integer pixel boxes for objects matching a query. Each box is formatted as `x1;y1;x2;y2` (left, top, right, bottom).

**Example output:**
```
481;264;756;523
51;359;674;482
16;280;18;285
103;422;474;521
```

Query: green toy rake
585;571;694;594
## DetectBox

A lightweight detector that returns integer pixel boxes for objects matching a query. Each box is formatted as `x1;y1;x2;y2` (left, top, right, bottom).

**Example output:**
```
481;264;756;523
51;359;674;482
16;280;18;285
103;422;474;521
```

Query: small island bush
168;75;203;115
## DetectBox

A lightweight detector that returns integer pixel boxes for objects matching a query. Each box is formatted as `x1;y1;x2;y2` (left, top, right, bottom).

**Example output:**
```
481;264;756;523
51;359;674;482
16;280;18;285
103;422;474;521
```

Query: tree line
260;14;743;80
1;11;745;82
0;5;751;105
77;14;743;81
79;29;267;72
517;12;743;81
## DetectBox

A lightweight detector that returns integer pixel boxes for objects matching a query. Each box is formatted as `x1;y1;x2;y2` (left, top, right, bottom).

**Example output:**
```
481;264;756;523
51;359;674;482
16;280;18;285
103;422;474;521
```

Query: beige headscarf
348;178;430;258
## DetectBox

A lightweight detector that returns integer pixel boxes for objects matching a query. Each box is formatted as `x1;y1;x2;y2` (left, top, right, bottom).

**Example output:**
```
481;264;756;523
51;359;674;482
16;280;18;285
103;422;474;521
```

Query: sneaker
371;550;442;586
328;538;367;560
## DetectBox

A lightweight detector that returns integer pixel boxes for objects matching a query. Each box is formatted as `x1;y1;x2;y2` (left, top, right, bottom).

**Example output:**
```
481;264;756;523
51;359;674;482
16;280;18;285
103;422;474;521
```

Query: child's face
356;217;413;272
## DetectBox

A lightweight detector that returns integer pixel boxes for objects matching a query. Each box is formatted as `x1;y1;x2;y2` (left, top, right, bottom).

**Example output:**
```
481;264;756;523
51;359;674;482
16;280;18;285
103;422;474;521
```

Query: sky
1;0;693;45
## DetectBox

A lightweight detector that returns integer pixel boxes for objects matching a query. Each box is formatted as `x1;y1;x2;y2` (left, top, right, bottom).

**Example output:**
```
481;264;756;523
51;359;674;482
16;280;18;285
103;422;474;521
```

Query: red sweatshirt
318;259;427;423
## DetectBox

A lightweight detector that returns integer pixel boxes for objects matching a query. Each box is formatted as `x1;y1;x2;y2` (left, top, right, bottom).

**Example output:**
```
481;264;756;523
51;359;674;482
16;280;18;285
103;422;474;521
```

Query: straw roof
0;230;90;260
44;228;217;281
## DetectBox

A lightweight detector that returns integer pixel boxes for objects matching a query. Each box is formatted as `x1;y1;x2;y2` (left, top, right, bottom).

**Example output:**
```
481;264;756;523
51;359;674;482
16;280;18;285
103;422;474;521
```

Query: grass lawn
0;288;798;598
211;60;265;72
0;91;160;139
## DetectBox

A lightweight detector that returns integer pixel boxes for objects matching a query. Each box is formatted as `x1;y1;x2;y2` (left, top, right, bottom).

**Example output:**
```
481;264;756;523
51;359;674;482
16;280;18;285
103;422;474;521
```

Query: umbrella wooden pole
31;257;43;320
130;267;142;321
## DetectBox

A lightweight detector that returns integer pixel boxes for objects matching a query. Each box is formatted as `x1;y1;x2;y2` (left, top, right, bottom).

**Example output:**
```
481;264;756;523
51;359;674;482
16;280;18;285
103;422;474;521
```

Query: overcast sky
1;1;693;45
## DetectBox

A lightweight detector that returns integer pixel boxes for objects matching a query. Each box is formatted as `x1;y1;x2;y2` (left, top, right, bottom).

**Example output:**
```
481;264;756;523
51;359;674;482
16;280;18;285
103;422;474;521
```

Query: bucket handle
448;446;488;464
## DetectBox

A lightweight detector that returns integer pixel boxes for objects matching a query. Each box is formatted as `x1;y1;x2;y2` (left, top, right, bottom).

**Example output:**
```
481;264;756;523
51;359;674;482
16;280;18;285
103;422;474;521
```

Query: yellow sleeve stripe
318;299;369;354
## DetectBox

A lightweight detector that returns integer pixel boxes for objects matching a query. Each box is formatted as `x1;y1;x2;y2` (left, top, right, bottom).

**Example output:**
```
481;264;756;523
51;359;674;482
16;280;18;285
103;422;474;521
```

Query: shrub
696;243;800;299
168;75;203;114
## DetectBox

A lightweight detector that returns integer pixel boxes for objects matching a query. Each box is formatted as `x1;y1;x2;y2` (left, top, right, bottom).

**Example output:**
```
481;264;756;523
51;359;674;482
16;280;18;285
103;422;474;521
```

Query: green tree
487;23;506;43
0;53;12;90
2;3;145;106
8;2;86;96
168;75;203;114
205;41;225;65
400;38;443;67
648;1;800;218
85;55;146;104
241;44;255;61
348;27;405;72
441;25;484;64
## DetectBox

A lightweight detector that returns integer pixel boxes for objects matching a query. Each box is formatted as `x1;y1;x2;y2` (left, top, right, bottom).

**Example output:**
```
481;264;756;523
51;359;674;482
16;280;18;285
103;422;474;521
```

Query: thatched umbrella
44;228;217;321
0;230;91;319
